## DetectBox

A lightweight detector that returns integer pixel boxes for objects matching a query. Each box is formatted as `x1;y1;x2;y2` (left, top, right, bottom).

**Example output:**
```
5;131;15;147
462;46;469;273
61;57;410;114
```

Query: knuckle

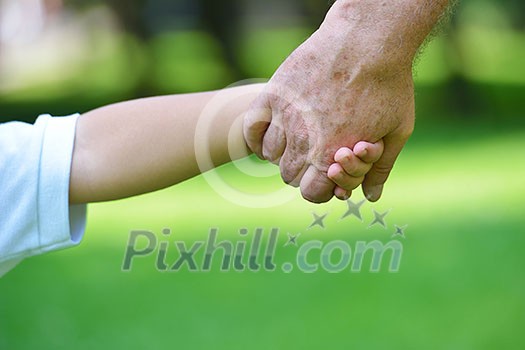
262;146;274;161
373;163;393;177
301;189;333;204
300;172;335;204
288;119;310;143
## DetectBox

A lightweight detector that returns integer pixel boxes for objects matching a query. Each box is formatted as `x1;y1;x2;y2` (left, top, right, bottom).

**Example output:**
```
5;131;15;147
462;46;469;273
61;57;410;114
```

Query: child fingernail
357;147;368;158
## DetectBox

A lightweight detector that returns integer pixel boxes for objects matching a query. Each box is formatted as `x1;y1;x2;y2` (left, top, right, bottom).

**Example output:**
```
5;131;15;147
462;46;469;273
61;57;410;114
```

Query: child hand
327;140;385;201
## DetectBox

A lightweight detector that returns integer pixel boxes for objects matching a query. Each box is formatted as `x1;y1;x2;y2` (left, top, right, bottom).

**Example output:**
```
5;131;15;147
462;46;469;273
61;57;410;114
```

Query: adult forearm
69;84;263;204
324;0;450;73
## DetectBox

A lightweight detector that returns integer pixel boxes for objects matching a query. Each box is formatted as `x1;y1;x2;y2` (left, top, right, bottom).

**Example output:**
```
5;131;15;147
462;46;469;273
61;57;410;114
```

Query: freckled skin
244;0;450;203
333;72;344;81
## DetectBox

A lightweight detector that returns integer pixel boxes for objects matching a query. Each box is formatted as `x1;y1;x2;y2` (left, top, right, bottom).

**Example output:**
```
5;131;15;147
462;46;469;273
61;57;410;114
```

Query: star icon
368;209;391;229
392;225;407;238
284;232;301;247
308;212;328;229
340;199;365;221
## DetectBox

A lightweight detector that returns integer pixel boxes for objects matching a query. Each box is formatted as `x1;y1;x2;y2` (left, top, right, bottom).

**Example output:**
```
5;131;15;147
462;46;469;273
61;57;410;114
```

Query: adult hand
244;0;448;203
244;22;415;203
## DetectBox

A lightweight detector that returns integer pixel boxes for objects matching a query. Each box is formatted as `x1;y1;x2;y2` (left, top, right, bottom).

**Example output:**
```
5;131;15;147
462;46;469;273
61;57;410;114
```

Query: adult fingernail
366;185;383;202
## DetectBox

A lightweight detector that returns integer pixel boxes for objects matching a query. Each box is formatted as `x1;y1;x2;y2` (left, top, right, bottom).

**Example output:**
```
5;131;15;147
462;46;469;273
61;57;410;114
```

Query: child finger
334;147;373;178
353;139;385;164
328;163;364;192
334;186;351;201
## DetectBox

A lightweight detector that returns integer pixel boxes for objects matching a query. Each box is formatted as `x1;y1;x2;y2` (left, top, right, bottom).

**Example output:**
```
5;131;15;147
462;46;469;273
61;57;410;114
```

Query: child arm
69;84;264;204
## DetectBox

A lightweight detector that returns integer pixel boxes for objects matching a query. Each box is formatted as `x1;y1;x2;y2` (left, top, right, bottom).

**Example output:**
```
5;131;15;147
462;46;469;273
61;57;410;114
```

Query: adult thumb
243;93;272;160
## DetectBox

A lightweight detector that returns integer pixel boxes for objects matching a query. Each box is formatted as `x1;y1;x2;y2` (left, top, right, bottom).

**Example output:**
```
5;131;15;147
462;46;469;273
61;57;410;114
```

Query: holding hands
329;140;385;201
244;0;449;203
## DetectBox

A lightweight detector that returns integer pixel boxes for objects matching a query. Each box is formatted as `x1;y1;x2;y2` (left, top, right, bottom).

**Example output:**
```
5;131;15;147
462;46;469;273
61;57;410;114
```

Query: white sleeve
0;114;87;277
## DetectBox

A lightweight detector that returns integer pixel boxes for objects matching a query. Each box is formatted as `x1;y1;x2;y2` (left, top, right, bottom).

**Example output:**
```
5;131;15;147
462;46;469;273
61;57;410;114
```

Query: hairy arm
69;84;264;204
326;0;451;70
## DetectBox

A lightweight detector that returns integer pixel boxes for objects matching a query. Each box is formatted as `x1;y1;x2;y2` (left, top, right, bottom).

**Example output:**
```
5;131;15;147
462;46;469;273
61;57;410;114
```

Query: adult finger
362;128;412;202
300;166;335;204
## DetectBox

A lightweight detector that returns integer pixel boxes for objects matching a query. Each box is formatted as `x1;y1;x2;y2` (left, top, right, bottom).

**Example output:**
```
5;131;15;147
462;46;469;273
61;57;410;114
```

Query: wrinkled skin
244;25;415;203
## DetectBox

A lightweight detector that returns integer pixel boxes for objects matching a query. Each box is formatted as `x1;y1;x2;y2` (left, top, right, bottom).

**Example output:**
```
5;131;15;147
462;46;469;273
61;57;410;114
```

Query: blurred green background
1;0;524;349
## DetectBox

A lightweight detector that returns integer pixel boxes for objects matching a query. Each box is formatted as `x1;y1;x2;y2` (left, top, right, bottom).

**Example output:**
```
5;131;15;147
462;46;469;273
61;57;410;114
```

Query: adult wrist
322;0;446;75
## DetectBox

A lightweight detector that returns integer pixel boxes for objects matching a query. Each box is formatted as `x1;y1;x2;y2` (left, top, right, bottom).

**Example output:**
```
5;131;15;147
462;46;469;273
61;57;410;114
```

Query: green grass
1;119;524;349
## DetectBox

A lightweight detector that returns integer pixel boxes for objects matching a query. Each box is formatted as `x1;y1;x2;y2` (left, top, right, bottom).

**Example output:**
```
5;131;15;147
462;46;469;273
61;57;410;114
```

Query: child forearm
69;84;264;204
